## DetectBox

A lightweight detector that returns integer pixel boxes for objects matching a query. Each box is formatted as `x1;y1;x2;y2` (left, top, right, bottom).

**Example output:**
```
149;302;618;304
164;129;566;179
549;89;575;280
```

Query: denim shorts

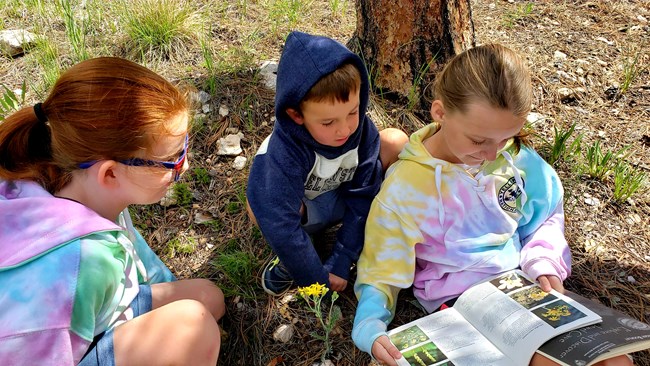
78;285;153;366
301;189;346;234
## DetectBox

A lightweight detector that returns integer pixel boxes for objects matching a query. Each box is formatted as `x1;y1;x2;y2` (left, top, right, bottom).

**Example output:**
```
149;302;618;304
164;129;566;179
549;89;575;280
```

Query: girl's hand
371;335;402;366
537;275;564;294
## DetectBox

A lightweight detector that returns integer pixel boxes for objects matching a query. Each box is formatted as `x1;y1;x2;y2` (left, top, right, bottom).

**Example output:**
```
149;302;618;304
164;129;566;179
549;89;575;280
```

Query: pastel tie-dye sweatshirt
0;180;174;365
352;124;571;355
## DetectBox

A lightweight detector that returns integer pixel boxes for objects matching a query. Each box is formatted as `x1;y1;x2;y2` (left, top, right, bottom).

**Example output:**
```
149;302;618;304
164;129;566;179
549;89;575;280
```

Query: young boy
246;31;407;296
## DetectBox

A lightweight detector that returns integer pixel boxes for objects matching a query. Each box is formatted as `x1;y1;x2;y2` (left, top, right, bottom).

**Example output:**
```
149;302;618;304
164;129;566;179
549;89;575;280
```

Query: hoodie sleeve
325;119;383;279
516;147;571;282
247;138;330;288
352;190;421;355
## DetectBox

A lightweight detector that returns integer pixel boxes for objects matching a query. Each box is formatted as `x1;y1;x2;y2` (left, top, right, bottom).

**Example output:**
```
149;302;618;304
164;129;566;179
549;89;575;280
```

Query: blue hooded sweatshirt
246;31;383;288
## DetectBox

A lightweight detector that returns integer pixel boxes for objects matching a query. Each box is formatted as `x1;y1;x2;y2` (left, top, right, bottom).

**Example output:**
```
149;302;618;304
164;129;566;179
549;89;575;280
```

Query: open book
387;270;601;366
537;291;650;366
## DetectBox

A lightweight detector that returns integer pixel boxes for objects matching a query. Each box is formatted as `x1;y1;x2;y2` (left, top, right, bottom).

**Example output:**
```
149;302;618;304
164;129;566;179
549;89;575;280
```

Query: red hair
0;57;188;193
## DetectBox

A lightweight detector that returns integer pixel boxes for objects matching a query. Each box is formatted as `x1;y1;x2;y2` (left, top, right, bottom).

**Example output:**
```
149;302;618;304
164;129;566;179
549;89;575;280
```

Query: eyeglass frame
78;134;189;182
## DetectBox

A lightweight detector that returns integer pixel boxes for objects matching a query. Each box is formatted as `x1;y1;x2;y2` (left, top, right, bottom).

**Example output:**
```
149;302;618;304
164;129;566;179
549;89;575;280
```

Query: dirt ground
2;0;648;365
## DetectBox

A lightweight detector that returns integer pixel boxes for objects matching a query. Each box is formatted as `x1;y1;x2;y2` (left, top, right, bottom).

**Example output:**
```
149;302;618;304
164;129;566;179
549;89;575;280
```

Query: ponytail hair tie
33;103;49;123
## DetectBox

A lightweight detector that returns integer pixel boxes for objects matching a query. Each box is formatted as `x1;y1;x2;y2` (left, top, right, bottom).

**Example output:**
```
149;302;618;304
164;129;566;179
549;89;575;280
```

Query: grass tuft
121;0;202;61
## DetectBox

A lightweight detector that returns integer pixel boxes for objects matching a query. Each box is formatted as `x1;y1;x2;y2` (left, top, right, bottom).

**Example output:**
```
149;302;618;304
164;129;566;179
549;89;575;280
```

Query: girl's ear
430;100;446;124
286;108;305;125
94;160;120;189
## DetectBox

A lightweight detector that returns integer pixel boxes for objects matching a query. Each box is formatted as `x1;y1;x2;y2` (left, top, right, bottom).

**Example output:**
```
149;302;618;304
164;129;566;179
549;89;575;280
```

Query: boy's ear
430;100;446;124
286;108;305;125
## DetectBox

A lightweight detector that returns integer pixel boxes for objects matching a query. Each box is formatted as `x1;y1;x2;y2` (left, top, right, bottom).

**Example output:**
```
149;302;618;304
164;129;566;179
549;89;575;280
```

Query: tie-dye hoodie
352;124;571;355
0;180;174;365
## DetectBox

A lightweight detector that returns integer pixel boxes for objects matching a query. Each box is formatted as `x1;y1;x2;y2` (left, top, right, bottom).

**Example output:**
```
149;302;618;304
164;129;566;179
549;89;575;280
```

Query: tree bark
352;0;475;111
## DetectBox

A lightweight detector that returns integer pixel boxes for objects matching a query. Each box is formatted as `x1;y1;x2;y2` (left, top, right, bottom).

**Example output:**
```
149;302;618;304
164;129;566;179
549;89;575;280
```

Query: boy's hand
328;273;347;292
537;275;564;293
372;335;402;366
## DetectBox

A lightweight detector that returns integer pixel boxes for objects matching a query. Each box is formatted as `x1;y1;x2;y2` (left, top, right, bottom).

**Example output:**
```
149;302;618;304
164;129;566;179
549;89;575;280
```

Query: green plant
329;0;345;17
121;0;202;60
297;284;342;363
620;46;646;95
269;0;309;30
406;55;437;111
193;167;211;185
33;37;62;92
502;2;534;28
0;82;26;121
165;236;197;257
173;182;193;206
538;123;582;166
583;140;627;180
58;0;90;61
211;249;258;298
612;161;646;203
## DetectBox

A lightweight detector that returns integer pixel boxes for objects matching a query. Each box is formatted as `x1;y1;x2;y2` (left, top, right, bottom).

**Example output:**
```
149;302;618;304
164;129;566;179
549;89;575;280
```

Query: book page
453;271;601;365
388;308;515;366
537;292;650;365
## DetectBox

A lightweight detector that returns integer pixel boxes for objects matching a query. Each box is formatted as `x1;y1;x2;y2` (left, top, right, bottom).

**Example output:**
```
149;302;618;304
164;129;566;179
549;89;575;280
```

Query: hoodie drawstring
435;164;445;226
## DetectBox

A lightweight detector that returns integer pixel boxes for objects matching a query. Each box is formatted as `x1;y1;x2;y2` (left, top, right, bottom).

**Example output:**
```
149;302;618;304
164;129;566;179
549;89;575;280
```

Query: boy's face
287;89;361;147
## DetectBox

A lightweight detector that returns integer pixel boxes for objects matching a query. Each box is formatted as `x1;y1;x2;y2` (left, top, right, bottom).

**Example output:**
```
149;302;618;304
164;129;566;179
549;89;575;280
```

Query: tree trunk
352;0;475;111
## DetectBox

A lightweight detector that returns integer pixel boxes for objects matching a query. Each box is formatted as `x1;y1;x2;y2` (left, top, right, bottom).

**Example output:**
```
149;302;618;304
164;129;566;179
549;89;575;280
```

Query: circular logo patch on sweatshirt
498;176;523;213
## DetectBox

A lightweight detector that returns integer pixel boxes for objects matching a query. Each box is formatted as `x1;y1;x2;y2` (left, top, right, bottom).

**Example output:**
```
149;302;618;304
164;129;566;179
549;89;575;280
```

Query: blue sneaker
261;256;294;296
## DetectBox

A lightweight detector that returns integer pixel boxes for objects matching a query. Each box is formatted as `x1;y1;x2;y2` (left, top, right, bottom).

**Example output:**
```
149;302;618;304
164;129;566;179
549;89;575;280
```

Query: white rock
595;36;614;45
259;60;279;90
553;50;567;60
637;15;647;23
232;156;247;170
194;212;213;224
627;276;636;284
0;29;37;57
584;197;600;206
159;187;177;207
557;87;586;101
312;361;335;366
218;105;229;117
216;133;244;156
272;324;294;343
201;103;211;114
526;112;547;124
198;90;211;104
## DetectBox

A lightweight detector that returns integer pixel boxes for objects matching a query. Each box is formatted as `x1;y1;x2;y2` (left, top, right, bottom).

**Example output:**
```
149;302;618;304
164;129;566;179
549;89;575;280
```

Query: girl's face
430;100;525;165
121;111;190;204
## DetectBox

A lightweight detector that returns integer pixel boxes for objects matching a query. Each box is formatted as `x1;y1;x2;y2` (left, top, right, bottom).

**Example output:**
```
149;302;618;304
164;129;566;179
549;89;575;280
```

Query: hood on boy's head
274;31;370;149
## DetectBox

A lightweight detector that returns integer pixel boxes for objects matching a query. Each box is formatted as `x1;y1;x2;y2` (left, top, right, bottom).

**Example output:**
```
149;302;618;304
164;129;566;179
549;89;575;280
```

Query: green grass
537;123;582;167
211;240;260;299
0;82;25;121
193;167;211;185
583;140;627;180
502;2;534;28
620;46;646;95
612;161;647;203
172;182;193;207
33;37;62;94
165;235;197;257
120;0;202;60
57;0;90;62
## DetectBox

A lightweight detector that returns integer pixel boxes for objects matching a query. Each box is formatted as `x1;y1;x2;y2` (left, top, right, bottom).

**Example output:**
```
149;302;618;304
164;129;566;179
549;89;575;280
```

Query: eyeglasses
78;134;189;182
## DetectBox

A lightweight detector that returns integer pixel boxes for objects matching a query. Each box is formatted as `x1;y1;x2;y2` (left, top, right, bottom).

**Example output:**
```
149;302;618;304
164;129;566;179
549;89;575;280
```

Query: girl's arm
516;147;571;283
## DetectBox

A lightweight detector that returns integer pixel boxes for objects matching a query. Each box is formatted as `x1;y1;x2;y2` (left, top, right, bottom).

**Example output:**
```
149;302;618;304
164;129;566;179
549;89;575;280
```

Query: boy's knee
379;128;408;169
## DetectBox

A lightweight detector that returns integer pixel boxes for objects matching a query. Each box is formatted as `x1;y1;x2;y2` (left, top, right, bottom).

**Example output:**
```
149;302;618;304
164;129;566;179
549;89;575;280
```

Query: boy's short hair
299;63;361;110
